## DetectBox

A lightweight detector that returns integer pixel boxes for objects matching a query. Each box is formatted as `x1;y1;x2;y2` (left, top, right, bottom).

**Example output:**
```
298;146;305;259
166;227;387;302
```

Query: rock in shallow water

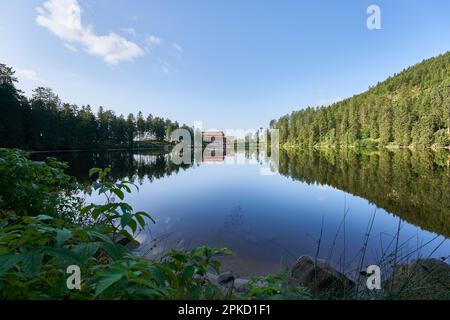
217;272;236;285
290;255;354;299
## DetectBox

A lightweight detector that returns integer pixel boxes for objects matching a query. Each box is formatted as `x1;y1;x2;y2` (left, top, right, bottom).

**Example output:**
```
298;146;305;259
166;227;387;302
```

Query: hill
271;52;450;148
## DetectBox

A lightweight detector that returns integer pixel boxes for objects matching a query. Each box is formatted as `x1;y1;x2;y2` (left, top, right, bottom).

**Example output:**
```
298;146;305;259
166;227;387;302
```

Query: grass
308;203;450;300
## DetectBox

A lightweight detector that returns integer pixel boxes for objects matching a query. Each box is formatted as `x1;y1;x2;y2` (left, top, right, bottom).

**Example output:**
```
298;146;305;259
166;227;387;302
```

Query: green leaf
87;229;113;243
99;242;127;260
189;285;201;299
89;168;101;177
34;215;53;221
80;204;94;215
158;264;178;286
219;248;236;256
112;188;124;201
0;253;23;275
118;229;134;242
119;203;133;214
135;214;146;228
120;184;131;193
95;268;126;296
148;265;167;286
128;219;137;234
56;228;72;246
210;260;221;274
23;250;43;275
136;211;155;224
46;248;82;265
73;242;101;261
120;213;132;228
180;265;195;284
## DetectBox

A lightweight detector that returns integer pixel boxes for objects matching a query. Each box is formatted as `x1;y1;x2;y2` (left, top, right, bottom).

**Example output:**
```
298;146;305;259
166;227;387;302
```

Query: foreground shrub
0;149;80;217
0;213;233;299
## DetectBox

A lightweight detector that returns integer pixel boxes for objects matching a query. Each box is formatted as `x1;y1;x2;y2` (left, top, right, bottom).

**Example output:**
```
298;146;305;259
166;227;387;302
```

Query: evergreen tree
393;102;412;146
0;64;25;148
126;113;136;148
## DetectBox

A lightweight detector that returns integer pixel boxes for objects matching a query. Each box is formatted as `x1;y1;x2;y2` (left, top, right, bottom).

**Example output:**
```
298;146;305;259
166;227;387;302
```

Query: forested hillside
0;63;191;151
271;52;450;148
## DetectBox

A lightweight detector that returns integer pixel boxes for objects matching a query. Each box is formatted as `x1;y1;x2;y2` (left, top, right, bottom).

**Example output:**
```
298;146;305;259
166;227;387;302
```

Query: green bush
238;272;311;300
0;213;232;299
0;149;81;218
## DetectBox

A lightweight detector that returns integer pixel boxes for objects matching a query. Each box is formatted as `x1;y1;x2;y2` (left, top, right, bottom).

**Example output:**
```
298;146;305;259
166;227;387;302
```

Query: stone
290;255;354;299
206;272;249;294
115;235;140;250
217;271;235;286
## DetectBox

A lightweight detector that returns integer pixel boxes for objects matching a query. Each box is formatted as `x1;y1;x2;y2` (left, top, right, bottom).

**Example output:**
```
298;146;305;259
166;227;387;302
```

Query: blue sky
1;0;450;130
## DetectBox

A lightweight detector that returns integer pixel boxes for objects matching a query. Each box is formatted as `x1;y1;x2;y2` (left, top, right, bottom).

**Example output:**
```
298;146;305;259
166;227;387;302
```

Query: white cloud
160;66;169;75
172;42;183;53
147;35;161;45
64;43;77;51
143;34;162;53
316;97;343;107
122;27;137;37
36;0;144;65
17;69;42;82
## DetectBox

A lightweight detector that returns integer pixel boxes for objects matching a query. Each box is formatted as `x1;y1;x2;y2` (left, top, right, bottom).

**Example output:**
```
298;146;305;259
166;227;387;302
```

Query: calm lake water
32;148;450;277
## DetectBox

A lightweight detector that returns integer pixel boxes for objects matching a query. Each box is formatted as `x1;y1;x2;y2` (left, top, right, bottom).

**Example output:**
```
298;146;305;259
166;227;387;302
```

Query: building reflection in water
201;131;233;163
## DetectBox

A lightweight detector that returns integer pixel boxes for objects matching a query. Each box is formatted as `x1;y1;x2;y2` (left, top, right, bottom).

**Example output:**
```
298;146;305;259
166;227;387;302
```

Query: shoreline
282;144;450;151
27;145;174;154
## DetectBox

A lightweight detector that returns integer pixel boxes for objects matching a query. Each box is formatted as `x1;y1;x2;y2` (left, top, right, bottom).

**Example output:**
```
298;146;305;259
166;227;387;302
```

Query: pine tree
0;64;25;148
393;102;412;146
379;106;393;145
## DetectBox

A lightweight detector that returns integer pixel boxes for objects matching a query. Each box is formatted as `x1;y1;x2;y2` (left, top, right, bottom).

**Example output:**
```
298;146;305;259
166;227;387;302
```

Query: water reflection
32;148;449;276
277;148;450;237
32;149;195;184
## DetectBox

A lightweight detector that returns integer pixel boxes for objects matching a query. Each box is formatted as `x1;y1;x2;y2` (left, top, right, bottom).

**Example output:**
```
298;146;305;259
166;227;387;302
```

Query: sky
1;0;450;130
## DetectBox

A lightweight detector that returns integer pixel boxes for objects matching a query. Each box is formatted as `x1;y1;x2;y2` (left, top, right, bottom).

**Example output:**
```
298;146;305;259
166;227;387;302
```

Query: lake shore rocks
207;272;250;294
217;271;235;286
209;256;356;298
289;255;355;299
179;254;449;299
115;234;141;250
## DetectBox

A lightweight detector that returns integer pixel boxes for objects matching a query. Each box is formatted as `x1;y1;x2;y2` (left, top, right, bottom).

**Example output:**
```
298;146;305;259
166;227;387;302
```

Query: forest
271;52;450;149
0;63;191;151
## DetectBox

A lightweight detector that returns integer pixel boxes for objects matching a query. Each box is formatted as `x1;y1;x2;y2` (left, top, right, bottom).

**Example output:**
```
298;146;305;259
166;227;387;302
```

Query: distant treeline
271;52;450;148
0;63;192;151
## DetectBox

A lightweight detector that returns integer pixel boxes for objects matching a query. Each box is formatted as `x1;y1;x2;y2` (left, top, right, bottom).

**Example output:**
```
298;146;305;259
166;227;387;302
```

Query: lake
32;148;450;277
